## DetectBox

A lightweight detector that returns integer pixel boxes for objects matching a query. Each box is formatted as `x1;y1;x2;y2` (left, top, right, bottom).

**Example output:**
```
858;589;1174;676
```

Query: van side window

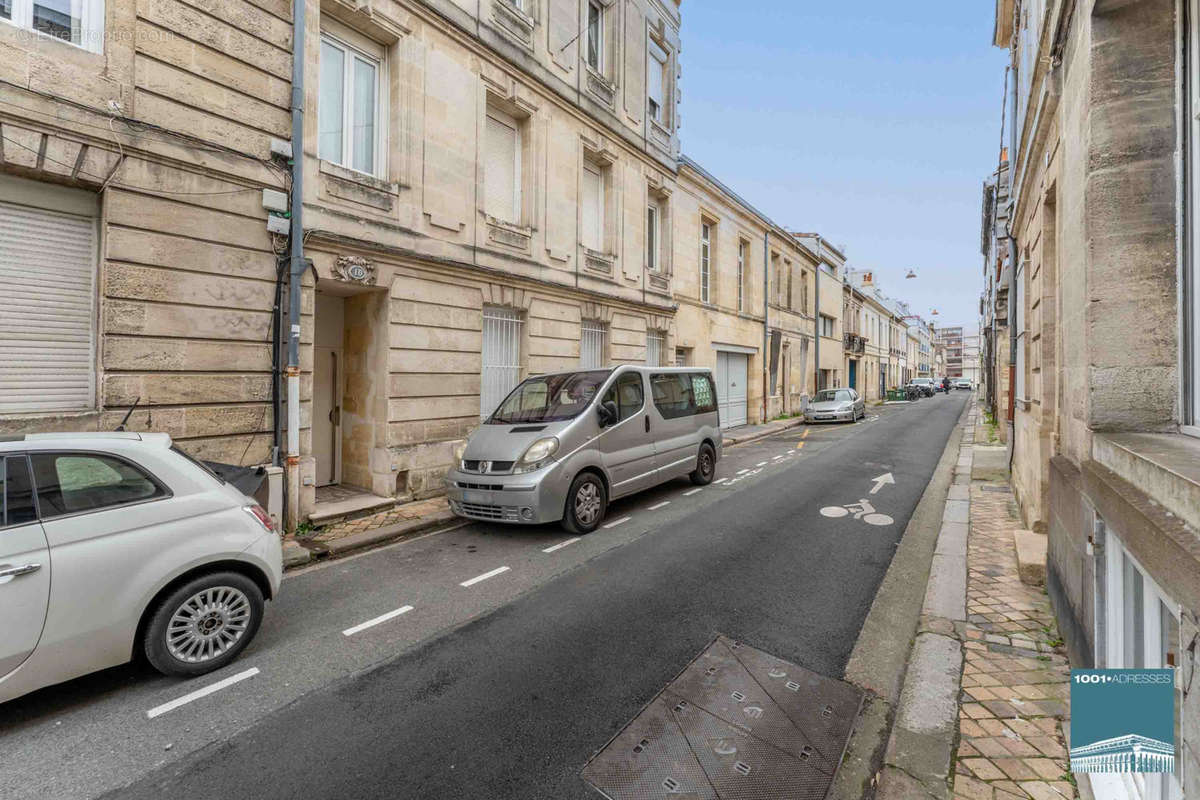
1;456;38;528
650;373;695;419
31;453;166;519
603;373;644;422
691;373;717;413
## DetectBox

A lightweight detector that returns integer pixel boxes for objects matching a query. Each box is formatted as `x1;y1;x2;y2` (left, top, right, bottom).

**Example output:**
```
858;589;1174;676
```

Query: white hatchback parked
0;433;283;704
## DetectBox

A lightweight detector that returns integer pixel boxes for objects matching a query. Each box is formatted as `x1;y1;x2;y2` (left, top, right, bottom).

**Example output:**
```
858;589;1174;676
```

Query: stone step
308;492;396;528
1013;529;1048;586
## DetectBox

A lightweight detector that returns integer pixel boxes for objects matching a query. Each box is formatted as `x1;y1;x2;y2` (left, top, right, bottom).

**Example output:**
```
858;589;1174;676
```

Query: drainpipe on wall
285;0;306;531
813;236;822;395
763;230;770;423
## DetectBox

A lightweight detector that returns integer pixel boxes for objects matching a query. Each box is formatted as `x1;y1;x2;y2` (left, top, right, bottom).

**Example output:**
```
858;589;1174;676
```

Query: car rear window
31;453;167;518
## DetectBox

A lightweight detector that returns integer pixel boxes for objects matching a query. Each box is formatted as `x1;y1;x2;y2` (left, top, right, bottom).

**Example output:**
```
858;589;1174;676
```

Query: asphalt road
1;393;969;800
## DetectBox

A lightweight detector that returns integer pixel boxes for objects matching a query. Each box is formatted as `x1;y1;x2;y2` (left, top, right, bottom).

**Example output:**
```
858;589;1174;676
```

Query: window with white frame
1097;518;1184;800
481;306;523;417
319;34;382;176
700;222;712;304
647;39;669;125
582;160;605;252
485;108;522;224
1;0;104;52
585;1;603;72
820;315;835;338
646;203;659;271
580;320;606;369
737;240;747;312
646;330;665;367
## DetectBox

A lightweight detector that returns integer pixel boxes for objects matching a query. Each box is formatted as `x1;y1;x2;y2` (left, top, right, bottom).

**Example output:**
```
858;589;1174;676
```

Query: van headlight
453;441;468;467
513;437;559;474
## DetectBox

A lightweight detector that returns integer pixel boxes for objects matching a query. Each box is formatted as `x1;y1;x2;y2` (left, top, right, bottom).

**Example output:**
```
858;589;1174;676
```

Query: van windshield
489;370;611;424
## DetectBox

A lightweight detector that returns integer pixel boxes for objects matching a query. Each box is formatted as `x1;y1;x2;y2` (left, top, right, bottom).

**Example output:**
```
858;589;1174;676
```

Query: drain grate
581;636;864;799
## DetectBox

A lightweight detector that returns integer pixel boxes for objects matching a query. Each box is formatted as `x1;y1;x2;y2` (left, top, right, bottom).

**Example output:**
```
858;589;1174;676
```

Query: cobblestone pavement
952;451;1077;800
310;496;450;543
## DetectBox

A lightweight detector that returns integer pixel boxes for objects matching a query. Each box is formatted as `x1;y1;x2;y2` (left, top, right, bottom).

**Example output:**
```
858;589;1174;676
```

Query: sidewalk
877;401;1078;800
721;414;806;445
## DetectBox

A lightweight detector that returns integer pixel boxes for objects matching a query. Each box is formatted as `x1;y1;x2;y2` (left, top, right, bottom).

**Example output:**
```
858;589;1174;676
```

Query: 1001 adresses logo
1070;669;1176;774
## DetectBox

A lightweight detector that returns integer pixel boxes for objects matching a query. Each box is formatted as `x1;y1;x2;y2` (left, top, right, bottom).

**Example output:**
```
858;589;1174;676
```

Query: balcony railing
843;332;866;354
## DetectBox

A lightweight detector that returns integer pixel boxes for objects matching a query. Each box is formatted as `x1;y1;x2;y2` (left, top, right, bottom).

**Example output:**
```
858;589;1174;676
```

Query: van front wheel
563;473;607;534
690;443;717;486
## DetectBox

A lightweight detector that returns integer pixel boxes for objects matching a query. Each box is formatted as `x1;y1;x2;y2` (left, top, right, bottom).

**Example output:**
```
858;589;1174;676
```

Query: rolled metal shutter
0;201;96;414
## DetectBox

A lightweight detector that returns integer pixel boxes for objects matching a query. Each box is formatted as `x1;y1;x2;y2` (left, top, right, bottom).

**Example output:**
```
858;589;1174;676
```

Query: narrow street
0;395;968;800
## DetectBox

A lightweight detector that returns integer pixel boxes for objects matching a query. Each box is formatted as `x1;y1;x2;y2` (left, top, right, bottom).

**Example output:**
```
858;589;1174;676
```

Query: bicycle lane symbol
819;498;894;527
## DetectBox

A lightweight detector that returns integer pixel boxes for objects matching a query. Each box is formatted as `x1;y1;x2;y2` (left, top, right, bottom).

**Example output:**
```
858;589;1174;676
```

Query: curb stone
284;509;459;570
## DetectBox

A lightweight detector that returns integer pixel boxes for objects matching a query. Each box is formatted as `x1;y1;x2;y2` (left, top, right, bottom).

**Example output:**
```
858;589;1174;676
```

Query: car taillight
243;504;276;533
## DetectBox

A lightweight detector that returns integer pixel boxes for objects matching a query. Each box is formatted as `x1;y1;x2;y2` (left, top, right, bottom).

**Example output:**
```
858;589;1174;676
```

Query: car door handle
0;564;41;579
644;416;650;433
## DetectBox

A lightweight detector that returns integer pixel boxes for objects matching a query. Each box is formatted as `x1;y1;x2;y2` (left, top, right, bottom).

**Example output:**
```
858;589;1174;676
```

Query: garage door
715;351;748;429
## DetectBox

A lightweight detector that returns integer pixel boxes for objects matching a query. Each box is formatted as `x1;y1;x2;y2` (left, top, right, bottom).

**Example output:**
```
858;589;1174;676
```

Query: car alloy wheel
144;571;265;677
574;482;602;526
166;586;253;664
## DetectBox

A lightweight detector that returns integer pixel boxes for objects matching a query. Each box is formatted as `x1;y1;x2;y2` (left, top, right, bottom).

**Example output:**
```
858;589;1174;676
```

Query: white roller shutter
0;201;96;414
485;113;519;223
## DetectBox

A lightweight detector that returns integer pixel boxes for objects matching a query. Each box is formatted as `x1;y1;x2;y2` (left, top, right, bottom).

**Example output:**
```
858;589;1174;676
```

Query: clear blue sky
679;2;1009;332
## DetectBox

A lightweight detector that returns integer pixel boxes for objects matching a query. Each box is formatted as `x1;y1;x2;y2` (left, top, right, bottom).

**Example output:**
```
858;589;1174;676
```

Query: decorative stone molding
486;217;532;250
580;301;615;324
585;69;616;108
481;282;533;310
334;255;377;285
491;0;535;49
583;249;614;276
648;273;670;292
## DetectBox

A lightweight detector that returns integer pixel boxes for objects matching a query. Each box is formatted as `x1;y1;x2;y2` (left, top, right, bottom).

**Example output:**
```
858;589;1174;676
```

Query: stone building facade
292;0;687;520
0;0;291;467
673;158;820;427
990;1;1199;796
1;0;846;528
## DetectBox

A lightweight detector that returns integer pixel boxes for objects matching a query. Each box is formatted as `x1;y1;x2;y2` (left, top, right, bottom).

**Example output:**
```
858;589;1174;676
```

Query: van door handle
644;416;650;433
0;564;41;579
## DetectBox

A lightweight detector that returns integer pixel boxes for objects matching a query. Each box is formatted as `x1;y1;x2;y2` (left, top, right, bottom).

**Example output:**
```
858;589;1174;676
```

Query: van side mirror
598;400;619;427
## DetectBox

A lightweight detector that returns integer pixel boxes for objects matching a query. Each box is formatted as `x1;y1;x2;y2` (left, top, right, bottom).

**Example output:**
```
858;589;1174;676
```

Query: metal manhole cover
582;636;864;799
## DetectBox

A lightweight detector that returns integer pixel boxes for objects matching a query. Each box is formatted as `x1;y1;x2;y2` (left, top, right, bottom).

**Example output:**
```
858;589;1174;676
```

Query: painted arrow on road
869;473;895;495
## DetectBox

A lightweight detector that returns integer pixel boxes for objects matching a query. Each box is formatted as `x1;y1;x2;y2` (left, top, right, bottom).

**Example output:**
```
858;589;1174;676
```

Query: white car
0;433;282;704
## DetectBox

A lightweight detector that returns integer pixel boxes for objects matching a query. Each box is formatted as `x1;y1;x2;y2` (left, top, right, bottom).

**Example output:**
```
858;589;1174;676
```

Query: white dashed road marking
737;469;750;475
343;605;414;637
542;537;581;553
603;516;632;529
648;501;671;511
683;488;703;497
460;566;510;587
756;462;768;467
713;478;728;484
146;668;260;719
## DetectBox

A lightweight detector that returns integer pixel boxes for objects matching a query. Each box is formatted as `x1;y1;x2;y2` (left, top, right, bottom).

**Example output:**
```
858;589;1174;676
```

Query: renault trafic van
446;366;723;533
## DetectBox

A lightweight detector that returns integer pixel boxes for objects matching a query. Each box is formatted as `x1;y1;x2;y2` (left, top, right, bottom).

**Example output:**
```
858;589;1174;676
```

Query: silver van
446;366;723;533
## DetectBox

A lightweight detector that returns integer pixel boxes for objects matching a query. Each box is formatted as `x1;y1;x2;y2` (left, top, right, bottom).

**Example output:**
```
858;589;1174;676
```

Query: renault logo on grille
478;461;491;473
